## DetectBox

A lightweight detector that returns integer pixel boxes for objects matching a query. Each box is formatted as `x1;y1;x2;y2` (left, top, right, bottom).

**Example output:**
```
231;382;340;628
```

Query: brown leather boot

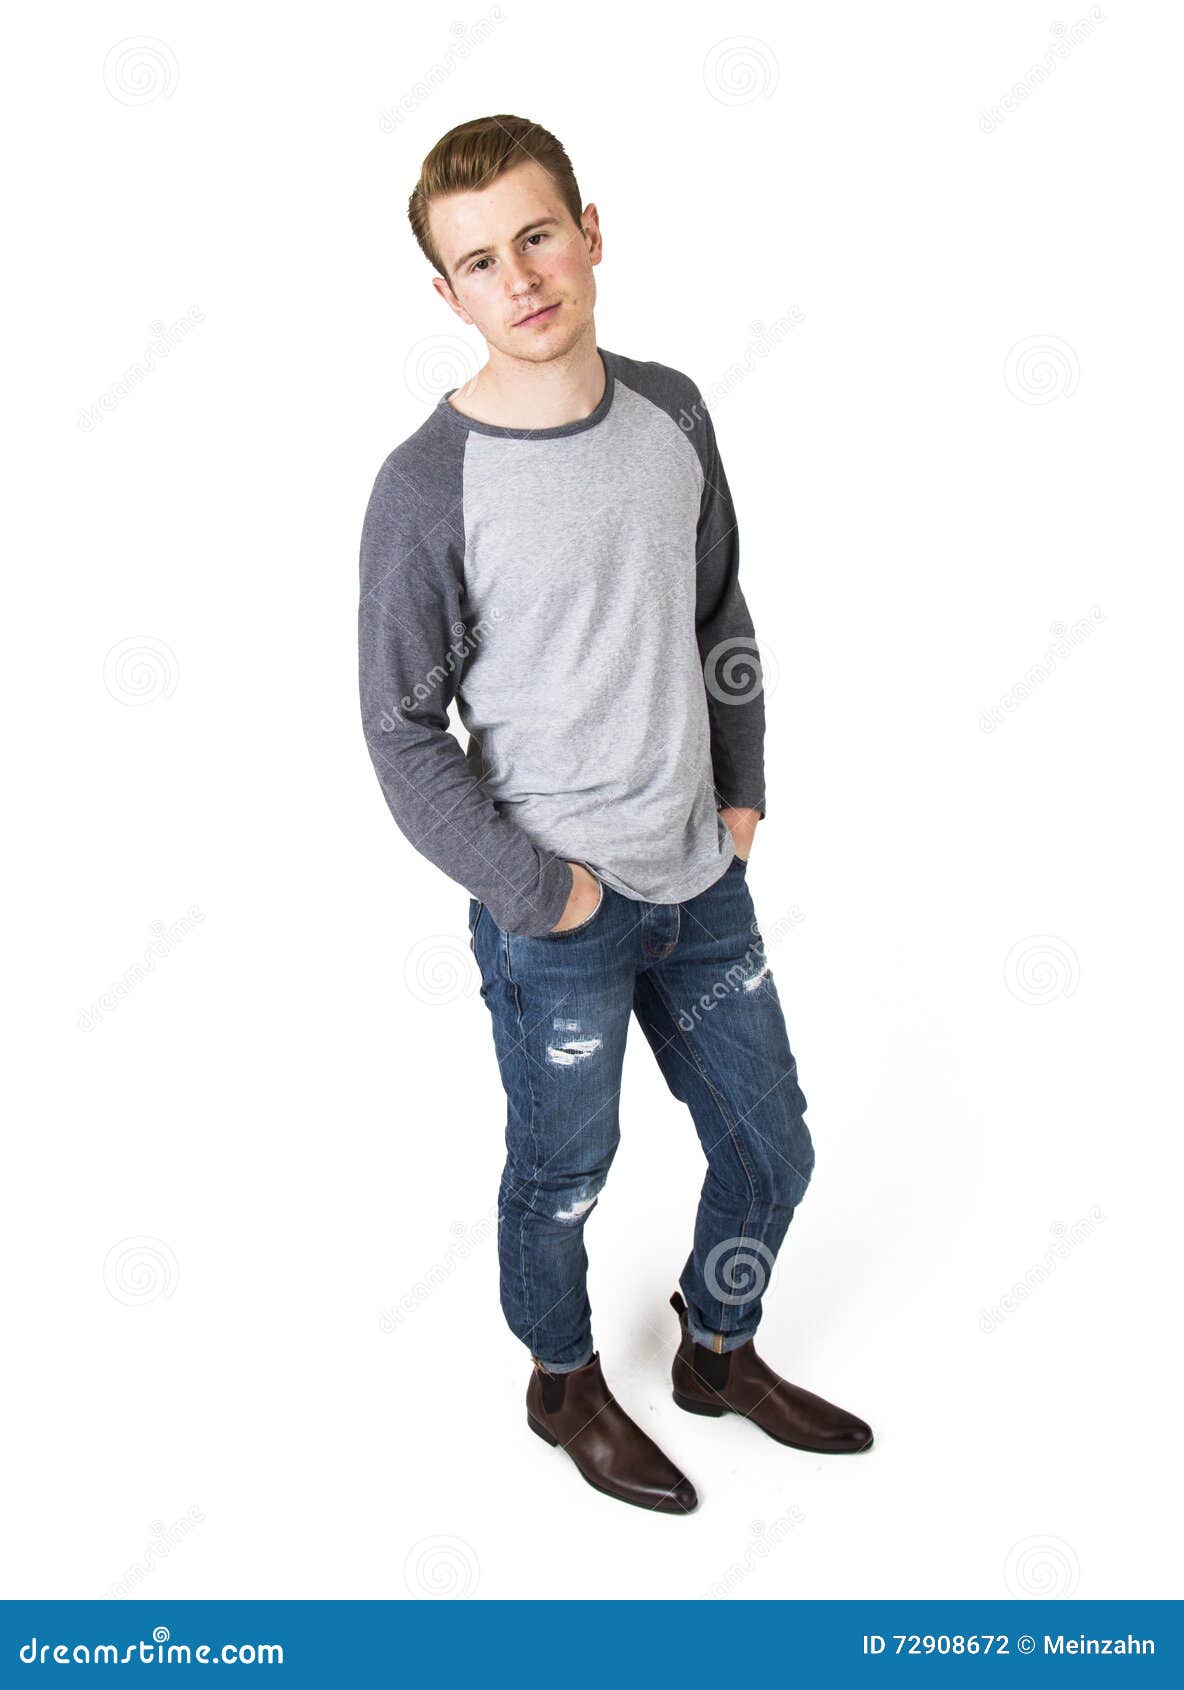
526;1350;699;1514
670;1290;873;1454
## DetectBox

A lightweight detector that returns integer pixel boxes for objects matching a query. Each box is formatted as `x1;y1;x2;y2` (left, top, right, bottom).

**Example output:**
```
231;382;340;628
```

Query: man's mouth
513;302;559;327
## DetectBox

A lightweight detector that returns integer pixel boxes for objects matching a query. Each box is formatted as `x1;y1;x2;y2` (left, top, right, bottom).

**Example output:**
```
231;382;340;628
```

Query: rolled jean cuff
532;1346;594;1375
686;1317;757;1355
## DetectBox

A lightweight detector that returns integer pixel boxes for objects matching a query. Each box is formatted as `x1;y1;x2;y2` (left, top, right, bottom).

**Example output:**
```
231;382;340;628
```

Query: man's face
428;158;601;364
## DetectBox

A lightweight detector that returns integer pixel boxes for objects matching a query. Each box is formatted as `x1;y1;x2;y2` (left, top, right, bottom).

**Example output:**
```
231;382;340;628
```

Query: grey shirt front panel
358;347;766;937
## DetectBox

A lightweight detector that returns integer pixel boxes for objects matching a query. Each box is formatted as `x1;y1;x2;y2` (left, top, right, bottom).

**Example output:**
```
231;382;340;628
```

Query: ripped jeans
467;854;814;1372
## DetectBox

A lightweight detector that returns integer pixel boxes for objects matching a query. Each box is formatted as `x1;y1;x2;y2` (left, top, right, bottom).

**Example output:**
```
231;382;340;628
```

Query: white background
3;0;1180;1602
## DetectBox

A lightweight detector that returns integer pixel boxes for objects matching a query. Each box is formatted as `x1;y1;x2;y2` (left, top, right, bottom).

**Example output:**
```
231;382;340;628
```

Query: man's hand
550;862;603;932
720;806;761;862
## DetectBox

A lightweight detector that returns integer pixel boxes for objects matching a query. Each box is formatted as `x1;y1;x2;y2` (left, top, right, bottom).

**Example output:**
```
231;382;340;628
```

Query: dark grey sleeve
357;439;574;936
689;397;768;818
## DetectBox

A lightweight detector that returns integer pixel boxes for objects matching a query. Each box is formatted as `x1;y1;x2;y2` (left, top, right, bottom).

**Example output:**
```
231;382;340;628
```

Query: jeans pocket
545;872;605;938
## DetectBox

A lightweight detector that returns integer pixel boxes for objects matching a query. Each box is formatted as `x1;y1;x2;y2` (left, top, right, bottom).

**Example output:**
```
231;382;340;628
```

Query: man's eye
470;232;546;274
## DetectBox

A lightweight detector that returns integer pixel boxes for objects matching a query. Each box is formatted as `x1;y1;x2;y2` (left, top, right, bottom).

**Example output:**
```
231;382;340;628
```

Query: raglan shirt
357;347;766;938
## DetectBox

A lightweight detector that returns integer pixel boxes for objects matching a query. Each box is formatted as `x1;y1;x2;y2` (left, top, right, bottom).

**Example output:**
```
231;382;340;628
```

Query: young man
359;115;871;1515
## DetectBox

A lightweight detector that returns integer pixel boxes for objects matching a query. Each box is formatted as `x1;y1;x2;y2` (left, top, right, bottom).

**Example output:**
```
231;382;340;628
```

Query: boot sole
672;1391;874;1453
527;1412;698;1514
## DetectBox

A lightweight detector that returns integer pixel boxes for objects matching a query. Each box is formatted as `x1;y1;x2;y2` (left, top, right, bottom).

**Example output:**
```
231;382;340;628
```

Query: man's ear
431;273;473;326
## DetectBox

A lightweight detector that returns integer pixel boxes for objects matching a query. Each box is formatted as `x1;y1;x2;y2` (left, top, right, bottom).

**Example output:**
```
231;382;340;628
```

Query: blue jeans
467;855;814;1372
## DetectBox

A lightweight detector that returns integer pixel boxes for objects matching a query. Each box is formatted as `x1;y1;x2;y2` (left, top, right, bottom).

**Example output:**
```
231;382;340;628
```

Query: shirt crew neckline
436;348;615;440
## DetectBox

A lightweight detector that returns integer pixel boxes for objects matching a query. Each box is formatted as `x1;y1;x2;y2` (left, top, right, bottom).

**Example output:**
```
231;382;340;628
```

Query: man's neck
447;326;604;429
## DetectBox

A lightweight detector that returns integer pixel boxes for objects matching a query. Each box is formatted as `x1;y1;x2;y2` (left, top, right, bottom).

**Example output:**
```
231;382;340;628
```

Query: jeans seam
645;972;760;1337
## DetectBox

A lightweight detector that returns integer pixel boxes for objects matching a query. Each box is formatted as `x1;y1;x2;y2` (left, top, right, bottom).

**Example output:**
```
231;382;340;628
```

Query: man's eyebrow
453;217;561;272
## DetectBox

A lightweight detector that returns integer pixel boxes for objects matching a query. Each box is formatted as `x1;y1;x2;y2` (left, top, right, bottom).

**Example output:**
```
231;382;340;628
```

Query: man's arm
357;450;574;937
691;397;768;819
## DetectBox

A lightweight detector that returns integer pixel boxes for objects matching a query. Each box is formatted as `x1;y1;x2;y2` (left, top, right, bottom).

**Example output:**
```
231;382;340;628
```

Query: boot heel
673;1389;728;1417
527;1411;559;1446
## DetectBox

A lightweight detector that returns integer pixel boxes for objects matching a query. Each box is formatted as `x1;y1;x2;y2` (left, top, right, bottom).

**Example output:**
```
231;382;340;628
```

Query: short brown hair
408;114;584;285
